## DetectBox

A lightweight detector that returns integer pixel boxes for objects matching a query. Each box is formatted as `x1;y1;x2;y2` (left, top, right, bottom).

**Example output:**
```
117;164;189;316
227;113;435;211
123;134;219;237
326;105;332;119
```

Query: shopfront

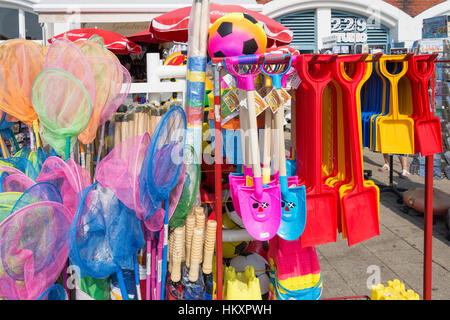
263;0;450;53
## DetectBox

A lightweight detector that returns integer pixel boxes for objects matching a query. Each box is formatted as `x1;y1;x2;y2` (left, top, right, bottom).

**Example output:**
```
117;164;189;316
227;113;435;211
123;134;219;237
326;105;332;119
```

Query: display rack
210;53;438;300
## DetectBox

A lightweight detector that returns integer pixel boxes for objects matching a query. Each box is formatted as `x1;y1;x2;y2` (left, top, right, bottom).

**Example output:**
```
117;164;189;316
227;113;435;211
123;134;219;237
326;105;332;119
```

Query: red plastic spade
408;54;442;156
296;54;338;248
332;54;380;246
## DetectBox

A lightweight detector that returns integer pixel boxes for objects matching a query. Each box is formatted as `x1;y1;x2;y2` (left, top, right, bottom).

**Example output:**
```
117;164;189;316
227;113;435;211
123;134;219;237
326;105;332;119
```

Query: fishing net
169;145;200;228
10;182;63;215
95;133;151;221
67;183;144;299
37;284;67;300
31;68;93;159
44;38;96;108
0;165;25;177
0;111;17;131
0;39;45;126
37;156;91;218
75;37;132;144
0;192;23;223
0;201;72;300
140;105;186;300
0;156;39;180
140;106;187;222
66;158;92;191
0;172;35;193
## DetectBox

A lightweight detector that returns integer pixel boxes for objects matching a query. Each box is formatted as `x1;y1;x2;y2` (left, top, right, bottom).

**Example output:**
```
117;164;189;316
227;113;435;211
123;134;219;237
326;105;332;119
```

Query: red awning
49;28;142;55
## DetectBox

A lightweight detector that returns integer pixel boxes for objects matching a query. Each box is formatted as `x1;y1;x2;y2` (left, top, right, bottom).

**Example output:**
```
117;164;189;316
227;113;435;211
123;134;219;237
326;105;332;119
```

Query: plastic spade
296;54;338;247
332;54;380;246
408;54;442;156
377;54;415;155
225;55;281;241
262;53;306;240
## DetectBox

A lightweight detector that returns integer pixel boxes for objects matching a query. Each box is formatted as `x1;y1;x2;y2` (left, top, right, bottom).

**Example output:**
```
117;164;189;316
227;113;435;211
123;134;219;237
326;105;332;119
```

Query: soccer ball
208;12;267;58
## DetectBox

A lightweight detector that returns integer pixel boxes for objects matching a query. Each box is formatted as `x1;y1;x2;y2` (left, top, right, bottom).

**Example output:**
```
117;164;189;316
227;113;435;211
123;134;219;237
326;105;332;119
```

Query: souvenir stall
0;0;444;301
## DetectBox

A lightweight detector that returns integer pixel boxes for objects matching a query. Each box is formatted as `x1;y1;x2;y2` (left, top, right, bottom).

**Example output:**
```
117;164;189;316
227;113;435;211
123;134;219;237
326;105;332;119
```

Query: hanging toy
208;12;267;58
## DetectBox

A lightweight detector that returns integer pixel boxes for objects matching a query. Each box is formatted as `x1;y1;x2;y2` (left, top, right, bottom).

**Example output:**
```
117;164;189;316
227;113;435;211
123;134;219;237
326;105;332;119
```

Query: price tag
287;72;301;89
264;89;282;113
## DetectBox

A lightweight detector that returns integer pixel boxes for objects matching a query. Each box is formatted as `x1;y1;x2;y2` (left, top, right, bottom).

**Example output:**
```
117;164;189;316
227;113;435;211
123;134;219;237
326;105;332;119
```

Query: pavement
317;149;450;300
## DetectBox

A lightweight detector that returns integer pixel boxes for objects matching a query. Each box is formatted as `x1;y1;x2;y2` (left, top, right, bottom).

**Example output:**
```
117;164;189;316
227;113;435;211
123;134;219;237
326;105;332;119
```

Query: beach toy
223;265;262;300
268;236;322;300
67;183;145;300
295;54;338;248
9;181;63;215
230;252;270;296
37;284;67;300
31;68;93;160
377;54;415;154
37;156;92;217
332;54;380;246
0;39;45;127
263;53;306;241
208;12;267;58
0;201;72;300
407;54;442;156
185;0;209;169
75;36;132;146
95;133;151;221
225;55;281;242
44;38;96;111
169;145;201;228
0;171;35;193
0;156;39;181
36;284;68;300
371;279;420;300
140;105;186;299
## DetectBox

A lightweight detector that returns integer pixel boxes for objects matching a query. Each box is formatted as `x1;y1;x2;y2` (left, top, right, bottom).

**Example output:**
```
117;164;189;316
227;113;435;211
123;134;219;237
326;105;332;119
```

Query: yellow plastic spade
334;55;380;243
376;55;414;155
223;265;262;300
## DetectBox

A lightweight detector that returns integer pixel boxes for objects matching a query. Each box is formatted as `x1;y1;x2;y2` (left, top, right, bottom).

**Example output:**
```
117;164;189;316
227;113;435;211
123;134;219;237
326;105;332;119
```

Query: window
0;8;19;40
25;11;42;40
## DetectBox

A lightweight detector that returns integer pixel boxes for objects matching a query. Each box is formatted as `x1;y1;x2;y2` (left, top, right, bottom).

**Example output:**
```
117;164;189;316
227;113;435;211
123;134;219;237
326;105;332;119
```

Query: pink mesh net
44;38;96;108
95;133;151;221
75;38;132;144
2;173;35;193
0;201;71;300
37;156;91;219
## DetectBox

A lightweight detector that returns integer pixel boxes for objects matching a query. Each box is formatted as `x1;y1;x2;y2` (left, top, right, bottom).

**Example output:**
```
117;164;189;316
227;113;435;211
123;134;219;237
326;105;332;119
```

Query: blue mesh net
37;284;67;300
1;156;38;180
10;182;63;215
67;182;144;299
140;106;187;207
139;105;186;300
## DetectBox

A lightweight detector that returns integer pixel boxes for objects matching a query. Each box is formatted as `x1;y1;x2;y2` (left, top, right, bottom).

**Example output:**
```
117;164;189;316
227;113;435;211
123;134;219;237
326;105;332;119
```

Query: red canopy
149;3;293;47
49;28;142;55
127;29;160;44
